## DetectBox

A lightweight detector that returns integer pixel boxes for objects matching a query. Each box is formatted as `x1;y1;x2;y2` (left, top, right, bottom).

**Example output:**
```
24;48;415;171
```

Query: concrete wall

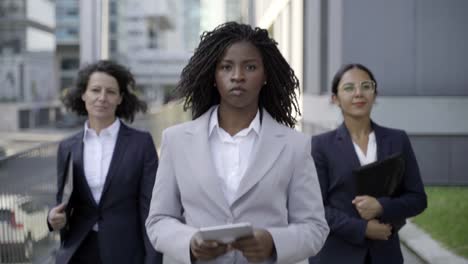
340;0;468;96
302;0;468;185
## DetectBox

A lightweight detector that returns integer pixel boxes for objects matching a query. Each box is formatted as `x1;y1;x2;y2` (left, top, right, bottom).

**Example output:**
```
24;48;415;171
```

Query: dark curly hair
331;63;378;95
63;60;147;123
176;21;300;128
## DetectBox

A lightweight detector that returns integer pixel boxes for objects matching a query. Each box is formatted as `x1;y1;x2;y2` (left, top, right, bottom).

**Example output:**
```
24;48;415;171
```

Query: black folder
59;152;73;206
353;153;405;197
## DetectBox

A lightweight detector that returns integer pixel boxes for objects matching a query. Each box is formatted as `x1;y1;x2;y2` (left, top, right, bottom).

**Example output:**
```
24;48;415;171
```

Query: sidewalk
400;221;468;264
401;243;426;264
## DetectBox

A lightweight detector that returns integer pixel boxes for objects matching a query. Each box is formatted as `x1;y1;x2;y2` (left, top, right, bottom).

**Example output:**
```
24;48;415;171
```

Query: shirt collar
208;105;261;138
368;131;376;143
83;118;121;140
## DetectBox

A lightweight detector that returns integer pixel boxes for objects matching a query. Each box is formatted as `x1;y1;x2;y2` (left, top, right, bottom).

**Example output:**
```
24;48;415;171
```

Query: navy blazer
309;122;427;264
54;123;162;264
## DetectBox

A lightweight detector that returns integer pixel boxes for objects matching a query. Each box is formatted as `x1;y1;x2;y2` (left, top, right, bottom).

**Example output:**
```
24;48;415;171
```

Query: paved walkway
402;243;426;263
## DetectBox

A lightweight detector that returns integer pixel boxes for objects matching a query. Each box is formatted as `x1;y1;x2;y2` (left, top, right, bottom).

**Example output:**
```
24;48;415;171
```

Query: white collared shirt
352;131;377;166
83;119;120;205
209;106;261;205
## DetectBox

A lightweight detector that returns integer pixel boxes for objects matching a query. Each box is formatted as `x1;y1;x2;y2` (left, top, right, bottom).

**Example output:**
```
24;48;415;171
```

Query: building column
79;0;109;65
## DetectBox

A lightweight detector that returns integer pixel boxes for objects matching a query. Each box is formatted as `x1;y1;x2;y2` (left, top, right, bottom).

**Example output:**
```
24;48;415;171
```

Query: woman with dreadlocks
145;22;329;264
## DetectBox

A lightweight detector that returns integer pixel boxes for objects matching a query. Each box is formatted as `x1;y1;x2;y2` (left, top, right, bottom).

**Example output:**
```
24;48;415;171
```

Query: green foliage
413;187;468;258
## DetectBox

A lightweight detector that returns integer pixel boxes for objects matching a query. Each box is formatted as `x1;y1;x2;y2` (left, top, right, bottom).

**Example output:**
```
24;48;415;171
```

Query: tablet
198;222;253;243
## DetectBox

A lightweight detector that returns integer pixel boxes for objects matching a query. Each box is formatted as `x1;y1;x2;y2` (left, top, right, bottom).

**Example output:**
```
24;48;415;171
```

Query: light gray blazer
146;107;329;264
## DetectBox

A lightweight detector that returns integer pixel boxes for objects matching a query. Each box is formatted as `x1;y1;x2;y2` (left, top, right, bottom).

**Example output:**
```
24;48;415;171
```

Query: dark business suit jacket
309;122;427;264
54;123;162;264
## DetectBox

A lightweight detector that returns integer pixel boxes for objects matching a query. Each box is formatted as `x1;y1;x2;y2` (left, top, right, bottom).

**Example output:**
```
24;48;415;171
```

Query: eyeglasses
340;80;376;95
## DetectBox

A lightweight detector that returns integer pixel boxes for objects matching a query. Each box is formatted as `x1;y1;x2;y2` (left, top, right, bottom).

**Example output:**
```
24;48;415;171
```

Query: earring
263;81;267;85
213;83;217;87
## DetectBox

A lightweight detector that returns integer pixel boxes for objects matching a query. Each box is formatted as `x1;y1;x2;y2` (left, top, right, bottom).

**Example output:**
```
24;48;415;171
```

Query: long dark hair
176;22;300;128
63;60;147;123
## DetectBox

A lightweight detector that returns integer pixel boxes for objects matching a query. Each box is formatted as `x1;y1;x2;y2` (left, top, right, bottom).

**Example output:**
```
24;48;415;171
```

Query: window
61;58;79;70
110;21;117;34
148;26;158;49
110;1;118;15
110;39;117;53
66;7;78;16
0;209;12;222
68;28;78;36
60;77;74;89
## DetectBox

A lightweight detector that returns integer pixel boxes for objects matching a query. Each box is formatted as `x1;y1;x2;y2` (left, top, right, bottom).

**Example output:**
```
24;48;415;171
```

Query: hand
48;203;67;231
190;235;228;261
352;195;383;220
231;229;275;263
365;219;392;240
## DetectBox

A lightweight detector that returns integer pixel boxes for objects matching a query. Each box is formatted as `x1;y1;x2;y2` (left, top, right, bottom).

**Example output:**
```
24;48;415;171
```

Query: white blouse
352;131;377;166
208;106;260;205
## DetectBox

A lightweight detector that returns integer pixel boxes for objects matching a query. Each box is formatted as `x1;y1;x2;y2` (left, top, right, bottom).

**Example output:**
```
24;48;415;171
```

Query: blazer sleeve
312;136;368;246
145;130;198;264
377;131;427;222
139;132;163;263
267;136;330;263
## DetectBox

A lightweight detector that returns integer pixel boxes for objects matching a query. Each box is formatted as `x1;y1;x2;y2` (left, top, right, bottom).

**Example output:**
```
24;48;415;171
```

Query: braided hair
176;21;300;128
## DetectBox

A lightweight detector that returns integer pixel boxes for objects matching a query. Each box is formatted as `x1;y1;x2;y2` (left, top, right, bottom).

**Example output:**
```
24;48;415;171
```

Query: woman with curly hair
146;22;329;264
47;60;162;264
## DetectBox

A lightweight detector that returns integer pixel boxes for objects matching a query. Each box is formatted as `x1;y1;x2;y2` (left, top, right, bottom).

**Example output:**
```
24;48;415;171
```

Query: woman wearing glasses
309;63;427;264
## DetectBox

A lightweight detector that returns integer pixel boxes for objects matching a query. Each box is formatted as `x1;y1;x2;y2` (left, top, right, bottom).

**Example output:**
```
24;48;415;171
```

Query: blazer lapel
336;123;361;170
231;111;286;206
372;121;391;160
99;123;131;205
336;121;391;165
183;107;231;214
71;131;98;207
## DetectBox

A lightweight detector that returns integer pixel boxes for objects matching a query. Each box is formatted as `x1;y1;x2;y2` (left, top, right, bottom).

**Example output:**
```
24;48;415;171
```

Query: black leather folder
60;152;73;206
353;153;405;197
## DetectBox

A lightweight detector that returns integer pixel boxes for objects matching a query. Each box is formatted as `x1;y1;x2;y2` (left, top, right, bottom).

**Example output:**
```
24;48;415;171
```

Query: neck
88;117;116;135
218;104;258;136
343;115;372;140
